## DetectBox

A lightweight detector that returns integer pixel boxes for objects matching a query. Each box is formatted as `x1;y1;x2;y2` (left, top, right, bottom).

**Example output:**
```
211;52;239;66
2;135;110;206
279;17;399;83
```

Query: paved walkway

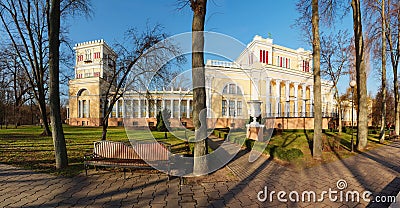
0;141;399;207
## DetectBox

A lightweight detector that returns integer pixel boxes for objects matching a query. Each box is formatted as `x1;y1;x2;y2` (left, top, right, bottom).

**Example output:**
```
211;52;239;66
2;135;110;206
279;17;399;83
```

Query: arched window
77;89;89;118
221;83;243;117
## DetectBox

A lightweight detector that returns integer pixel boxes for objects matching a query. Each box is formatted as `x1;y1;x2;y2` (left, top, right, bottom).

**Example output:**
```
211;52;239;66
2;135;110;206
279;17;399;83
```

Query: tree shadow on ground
366;177;400;208
304;129;313;156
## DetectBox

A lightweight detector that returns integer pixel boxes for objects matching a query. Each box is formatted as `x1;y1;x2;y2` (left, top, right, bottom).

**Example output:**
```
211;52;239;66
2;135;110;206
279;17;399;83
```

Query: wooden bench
84;140;171;179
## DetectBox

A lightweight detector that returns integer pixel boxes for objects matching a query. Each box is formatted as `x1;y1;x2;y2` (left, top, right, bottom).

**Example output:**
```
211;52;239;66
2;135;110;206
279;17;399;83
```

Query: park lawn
227;129;388;169
0;125;189;177
0;125;391;176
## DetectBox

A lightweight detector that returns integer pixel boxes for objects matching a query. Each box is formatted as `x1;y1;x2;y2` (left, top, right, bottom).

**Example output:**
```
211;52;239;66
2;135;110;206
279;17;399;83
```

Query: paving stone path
1;141;399;207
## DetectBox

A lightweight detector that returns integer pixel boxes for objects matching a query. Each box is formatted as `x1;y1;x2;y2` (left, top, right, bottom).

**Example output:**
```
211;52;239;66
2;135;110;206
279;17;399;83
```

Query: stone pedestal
246;124;265;141
246;100;264;141
247;100;262;124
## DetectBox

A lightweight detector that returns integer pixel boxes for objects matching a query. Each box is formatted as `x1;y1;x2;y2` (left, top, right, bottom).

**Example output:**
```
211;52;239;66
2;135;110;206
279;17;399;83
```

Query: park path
0;141;399;207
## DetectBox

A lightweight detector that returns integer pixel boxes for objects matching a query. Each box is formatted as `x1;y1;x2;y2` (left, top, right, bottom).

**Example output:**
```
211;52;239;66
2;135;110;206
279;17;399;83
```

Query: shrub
156;109;171;132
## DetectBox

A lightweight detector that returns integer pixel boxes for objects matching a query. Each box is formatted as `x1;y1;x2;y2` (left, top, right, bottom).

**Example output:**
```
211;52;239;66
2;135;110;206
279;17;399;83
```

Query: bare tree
321;31;351;134
0;0;91;135
189;0;208;175
296;0;345;157
379;0;388;142
311;0;323;159
351;0;369;150
0;50;11;128
100;25;182;140
0;0;51;135
47;0;68;169
386;0;400;135
6;49;30;128
364;0;389;143
372;85;395;127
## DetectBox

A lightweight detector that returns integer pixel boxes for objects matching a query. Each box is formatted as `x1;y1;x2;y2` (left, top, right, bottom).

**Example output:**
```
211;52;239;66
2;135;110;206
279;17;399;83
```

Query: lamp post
350;80;356;152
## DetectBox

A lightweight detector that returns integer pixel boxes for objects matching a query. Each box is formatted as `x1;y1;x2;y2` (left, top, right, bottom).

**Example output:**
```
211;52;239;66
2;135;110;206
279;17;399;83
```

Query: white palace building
67;35;351;129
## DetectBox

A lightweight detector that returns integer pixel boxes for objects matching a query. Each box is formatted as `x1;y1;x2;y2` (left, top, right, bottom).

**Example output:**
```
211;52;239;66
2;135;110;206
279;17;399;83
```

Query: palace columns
285;80;290;117
310;86;314;116
115;100;119;118
170;99;174;118
178;99;181;118
121;99;124;118
138;99;142;118
187;99;191;118
145;99;149;118
294;83;299;117
206;76;213;118
265;78;271;116
302;84;307;117
275;79;281;116
154;99;157;118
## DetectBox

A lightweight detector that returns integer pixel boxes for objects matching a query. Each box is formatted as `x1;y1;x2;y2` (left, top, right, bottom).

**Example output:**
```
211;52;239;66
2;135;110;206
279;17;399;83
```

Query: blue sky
66;0;380;94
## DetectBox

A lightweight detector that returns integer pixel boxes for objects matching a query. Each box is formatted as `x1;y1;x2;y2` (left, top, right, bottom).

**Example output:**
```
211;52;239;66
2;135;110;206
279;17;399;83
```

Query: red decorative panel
262;50;266;63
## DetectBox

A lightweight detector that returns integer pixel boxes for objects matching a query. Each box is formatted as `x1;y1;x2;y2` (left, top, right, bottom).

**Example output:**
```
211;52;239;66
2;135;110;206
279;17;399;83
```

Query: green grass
0;125;391;176
223;129;389;168
0;125;190;176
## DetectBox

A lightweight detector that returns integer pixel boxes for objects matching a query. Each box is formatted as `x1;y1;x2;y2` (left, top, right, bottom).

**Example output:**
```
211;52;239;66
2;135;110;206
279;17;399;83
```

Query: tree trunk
38;96;51;136
351;0;368;150
396;3;400;136
48;0;68;169
102;119;108;140
338;102;342;134
387;0;400;136
380;0;387;143
395;73;399;135
101;99;109;141
312;0;322;159
191;0;208;176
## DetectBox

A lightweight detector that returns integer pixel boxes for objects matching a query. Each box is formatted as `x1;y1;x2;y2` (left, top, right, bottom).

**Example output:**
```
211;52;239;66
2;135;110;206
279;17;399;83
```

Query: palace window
262;50;266;63
77;55;83;62
85;49;92;62
140;99;146;117
132;100;139;117
173;100;179;118
302;60;310;72
259;50;269;64
181;100;187;118
223;83;242;94
229;101;235;116
222;100;227;116
237;101;242;116
222;83;243;117
77;89;89;118
94;52;101;59
83;100;88;118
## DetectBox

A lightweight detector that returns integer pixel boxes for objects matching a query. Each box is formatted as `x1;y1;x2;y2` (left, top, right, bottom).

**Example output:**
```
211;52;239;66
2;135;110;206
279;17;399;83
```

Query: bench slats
85;140;171;180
